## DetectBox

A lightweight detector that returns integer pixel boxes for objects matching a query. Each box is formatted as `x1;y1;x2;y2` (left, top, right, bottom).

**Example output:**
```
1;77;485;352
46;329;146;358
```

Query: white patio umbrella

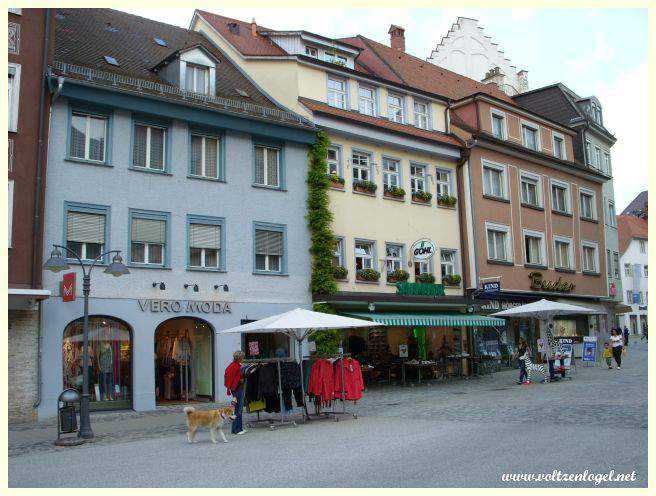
220;308;376;418
491;298;600;363
490;299;599;319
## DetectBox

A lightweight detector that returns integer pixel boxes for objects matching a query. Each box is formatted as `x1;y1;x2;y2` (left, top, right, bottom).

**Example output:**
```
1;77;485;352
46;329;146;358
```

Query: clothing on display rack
333;357;364;401
307;358;335;405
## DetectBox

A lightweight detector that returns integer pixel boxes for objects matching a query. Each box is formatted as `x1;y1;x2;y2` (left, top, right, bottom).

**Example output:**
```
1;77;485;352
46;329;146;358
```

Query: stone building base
8;309;39;423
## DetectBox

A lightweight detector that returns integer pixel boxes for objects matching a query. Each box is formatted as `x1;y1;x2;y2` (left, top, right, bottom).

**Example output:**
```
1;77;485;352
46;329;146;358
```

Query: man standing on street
623;326;630;348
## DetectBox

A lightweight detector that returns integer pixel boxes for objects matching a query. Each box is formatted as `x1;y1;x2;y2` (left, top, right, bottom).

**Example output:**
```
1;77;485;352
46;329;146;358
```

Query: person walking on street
610;329;623;369
602;342;613;369
515;339;529;384
623;325;630;348
224;350;246;435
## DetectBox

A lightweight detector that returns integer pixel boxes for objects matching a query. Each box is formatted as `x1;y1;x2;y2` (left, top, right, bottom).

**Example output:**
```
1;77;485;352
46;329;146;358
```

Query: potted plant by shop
412;191;432;204
416;273;435;284
387;269;409;283
437;195;457;207
356;268;381;282
442;274;461;286
383;185;406;200
332;265;348;280
353;179;377;195
327;173;345;189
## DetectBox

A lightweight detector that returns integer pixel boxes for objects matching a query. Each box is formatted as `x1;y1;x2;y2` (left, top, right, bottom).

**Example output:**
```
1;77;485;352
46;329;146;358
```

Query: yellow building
191;12;506;377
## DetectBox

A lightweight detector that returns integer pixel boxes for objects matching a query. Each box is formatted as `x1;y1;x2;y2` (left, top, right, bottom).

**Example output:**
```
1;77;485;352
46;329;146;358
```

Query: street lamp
44;244;129;440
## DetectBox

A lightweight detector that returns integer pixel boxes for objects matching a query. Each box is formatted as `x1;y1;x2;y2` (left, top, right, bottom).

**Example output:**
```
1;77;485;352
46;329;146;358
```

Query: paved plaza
9;337;648;487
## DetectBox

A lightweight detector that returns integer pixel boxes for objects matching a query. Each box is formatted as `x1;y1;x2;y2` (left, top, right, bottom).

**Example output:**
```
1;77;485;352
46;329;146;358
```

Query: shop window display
242;331;291;360
62;316;132;411
155;318;214;403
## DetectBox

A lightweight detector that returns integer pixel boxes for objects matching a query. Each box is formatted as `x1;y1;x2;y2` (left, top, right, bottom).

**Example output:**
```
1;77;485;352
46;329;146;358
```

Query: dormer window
185;63;210;95
325;52;347;66
305;46;318;58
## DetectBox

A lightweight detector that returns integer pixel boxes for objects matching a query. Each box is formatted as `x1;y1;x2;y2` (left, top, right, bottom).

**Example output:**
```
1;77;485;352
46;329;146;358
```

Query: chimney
388;24;405;52
482;66;505;88
251;18;257;37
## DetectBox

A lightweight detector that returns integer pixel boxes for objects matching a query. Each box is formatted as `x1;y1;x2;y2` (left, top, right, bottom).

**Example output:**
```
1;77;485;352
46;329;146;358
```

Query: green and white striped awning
344;312;505;327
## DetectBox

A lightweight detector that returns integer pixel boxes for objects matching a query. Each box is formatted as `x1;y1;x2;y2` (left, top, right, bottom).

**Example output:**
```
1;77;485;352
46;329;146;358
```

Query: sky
120;7;648;211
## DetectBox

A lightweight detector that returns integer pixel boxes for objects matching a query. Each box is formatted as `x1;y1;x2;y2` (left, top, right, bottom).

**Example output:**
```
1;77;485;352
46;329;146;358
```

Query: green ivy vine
306;130;338;296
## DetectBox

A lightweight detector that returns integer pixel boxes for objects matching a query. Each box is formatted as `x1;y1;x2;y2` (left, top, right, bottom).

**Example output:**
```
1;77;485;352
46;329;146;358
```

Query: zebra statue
522;354;550;383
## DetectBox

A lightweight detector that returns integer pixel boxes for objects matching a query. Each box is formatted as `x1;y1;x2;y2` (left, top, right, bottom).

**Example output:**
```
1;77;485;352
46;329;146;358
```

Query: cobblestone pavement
9;337;648;487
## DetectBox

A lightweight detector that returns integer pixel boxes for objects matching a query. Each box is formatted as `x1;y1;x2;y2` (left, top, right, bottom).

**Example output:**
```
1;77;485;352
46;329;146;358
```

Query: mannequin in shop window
99;342;114;401
173;329;193;401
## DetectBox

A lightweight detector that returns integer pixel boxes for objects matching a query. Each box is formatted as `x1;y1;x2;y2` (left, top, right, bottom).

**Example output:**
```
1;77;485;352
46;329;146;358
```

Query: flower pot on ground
386;269;409;283
327;173;345;189
412;191;432;204
415;273;435;284
442;274;461;286
356;268;381;282
332;265;348;280
353;180;377;194
383;186;406;199
437;195;457;207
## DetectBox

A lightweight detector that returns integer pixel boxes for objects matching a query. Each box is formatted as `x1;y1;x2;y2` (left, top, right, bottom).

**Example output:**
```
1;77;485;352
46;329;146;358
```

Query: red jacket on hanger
308;359;334;404
333;357;364;401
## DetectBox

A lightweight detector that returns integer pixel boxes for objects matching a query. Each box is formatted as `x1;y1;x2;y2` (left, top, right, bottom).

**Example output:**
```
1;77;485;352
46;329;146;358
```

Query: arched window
62;316;132;410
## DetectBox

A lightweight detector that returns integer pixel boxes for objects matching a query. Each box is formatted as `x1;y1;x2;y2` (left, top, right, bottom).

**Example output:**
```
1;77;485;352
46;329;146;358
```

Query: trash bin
54;388;85;446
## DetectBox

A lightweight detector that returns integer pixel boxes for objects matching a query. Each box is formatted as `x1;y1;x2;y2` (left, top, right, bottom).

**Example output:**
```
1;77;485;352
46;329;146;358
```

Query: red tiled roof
618;215;648;254
346;35;514;103
195;10;287;56
299;97;463;148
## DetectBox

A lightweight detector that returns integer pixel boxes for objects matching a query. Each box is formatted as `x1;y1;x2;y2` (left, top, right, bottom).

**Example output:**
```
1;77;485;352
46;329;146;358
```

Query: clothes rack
243;358;303;430
330;344;358;422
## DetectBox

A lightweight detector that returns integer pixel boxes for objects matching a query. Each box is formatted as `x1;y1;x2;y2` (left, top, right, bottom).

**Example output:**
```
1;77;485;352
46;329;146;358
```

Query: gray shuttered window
254;145;279;187
190;135;219;178
131;218;166;244
255;229;283;256
254;146;265;184
266;148;279;186
189;224;220;249
67;212;105;244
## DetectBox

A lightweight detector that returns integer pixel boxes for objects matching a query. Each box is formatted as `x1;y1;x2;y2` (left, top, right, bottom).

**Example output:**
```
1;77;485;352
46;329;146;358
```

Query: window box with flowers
442;274;461;286
356;268;380;282
416;273;435;283
384;185;406;200
412;191;432;204
327;173;345;189
353;179;377;195
437;195;457;208
332;265;348;280
387;269;409;284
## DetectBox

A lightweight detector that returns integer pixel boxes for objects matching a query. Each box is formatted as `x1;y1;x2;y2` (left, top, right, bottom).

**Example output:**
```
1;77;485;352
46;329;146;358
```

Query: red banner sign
62;272;76;302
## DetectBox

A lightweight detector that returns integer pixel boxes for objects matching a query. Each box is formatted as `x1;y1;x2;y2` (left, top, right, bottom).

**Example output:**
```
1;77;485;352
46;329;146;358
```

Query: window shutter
149;127;165;169
205;137;218;178
67;212;105;244
131;218;166;244
133;124;147;167
190;135;203;175
70;114;87;159
254;146;265;184
267;148;279;186
88;117;106;162
255;230;283;256
189;224;220;249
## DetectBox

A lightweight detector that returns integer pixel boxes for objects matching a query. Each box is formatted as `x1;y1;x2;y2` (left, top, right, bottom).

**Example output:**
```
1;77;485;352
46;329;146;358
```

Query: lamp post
44;244;129;440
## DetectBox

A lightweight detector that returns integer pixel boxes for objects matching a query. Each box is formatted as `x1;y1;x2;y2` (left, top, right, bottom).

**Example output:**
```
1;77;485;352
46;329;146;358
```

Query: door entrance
154;317;214;404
